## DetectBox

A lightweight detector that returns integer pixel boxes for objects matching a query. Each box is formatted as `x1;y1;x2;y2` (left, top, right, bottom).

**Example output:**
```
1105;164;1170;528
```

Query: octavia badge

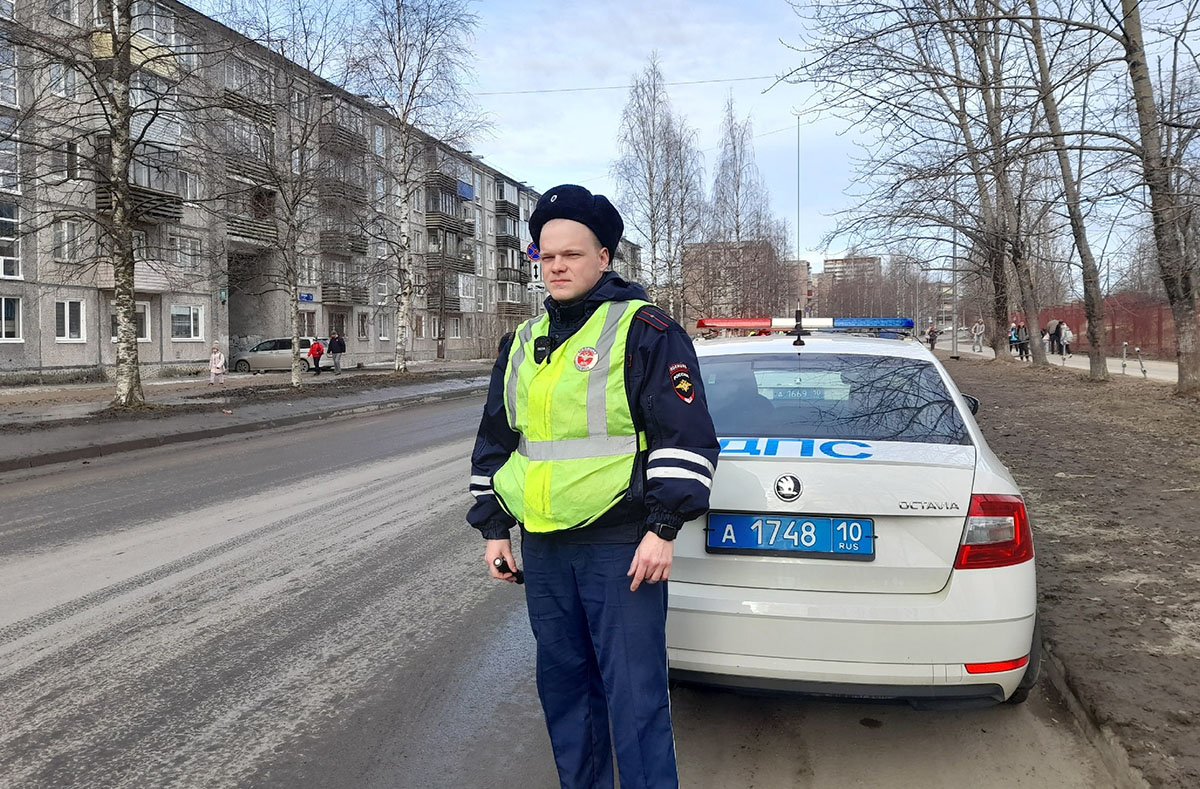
774;474;802;502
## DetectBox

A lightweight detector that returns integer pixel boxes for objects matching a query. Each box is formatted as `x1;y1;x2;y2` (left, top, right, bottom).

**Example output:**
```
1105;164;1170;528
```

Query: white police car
669;317;1039;706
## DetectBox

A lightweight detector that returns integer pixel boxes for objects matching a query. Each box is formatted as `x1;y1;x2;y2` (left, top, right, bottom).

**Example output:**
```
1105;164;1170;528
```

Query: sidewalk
944;342;1177;384
0;360;495;473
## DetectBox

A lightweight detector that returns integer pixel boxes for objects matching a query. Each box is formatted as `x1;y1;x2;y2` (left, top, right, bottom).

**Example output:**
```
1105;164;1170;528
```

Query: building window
0;202;17;277
377;311;390;340
53;220;81;262
299;256;318;286
299;310;315;336
473;172;482;202
330;312;346;337
131;229;148;261
356;311;369;339
110;300;150;341
179;170;200;201
170;304;202;340
374;281;387;305
1;295;20;339
450;316;460;339
413;313;423;338
373;170;385;202
55;299;85;341
0;118;18;192
0;41;16;107
486;215;494;236
50;61;76;97
169;234;201;269
373;125;385;156
51;141;79;180
133;0;175;46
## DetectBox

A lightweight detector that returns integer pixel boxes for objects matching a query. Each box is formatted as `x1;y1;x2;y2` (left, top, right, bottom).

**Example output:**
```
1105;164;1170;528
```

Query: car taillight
964;655;1029;674
953;494;1034;569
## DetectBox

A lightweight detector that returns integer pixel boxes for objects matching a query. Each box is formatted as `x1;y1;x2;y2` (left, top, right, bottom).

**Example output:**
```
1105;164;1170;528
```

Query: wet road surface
0;399;1113;787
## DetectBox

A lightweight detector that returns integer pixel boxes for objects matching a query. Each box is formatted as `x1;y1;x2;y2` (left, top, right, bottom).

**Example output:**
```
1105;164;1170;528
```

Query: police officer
467;184;719;789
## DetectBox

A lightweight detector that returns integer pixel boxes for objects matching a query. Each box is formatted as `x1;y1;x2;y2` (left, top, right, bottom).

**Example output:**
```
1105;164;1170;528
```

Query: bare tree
346;0;483;372
207;0;356;387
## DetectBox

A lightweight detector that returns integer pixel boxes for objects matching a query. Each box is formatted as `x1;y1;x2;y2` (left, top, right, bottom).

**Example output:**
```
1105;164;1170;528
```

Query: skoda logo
774;474;803;502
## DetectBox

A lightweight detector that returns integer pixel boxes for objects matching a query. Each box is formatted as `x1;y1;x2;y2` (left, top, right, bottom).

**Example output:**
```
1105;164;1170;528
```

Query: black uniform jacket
467;272;720;544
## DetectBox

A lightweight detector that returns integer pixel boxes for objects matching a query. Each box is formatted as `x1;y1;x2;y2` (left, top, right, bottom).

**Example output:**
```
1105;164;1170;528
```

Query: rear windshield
699;352;970;445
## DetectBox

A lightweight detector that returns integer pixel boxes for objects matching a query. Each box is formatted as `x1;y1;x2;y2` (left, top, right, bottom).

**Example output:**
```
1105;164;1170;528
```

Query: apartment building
0;0;541;380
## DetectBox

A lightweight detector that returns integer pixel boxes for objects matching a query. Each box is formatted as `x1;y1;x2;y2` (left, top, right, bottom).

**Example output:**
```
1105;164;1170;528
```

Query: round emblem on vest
575;347;599;371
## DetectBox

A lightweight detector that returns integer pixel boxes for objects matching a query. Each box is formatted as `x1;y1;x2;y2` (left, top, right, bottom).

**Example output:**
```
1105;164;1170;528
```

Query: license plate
706;513;875;560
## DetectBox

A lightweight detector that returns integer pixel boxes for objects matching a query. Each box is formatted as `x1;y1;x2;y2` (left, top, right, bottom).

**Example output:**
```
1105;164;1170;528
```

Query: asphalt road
0;398;1114;788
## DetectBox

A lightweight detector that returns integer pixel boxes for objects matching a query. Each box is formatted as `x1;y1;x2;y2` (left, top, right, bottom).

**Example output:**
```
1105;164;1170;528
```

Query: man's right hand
485;538;519;583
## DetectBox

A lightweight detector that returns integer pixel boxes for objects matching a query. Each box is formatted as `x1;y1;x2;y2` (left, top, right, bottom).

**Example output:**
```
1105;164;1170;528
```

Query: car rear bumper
666;560;1036;701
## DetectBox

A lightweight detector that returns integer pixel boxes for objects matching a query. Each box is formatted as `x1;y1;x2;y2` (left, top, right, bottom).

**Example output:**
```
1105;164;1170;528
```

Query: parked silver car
230;337;319;373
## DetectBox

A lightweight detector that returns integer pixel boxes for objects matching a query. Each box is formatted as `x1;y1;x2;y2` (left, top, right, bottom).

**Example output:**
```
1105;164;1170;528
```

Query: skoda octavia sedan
669;317;1039;706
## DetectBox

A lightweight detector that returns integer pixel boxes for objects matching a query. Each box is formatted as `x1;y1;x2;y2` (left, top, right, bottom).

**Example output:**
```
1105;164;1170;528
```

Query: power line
475;75;777;97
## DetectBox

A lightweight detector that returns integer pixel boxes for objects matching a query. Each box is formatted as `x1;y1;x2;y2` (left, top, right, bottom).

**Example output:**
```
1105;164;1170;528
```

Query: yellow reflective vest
492;299;649;532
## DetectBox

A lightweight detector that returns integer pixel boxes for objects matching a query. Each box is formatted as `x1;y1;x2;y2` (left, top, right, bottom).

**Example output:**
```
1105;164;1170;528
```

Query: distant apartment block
0;0;543;380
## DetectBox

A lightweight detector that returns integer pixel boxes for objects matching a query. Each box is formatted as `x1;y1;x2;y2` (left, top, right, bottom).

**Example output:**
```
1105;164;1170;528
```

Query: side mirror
962;394;980;415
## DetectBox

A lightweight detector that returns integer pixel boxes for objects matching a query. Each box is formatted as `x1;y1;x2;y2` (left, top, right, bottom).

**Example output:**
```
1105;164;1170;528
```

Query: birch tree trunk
1118;0;1200;395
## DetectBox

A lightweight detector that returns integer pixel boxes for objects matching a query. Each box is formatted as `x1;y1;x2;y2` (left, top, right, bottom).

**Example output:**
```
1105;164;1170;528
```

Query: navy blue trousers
521;535;678;789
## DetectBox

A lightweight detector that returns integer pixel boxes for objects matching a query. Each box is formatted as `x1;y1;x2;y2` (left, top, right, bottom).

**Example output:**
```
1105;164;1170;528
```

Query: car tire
234;360;250;373
1006;613;1042;705
299;359;310;372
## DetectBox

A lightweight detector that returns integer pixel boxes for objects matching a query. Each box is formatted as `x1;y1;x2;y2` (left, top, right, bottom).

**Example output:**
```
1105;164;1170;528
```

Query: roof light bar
696;317;915;330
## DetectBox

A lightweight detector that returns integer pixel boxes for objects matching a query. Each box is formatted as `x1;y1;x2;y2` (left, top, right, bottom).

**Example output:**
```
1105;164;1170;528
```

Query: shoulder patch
635;305;672;332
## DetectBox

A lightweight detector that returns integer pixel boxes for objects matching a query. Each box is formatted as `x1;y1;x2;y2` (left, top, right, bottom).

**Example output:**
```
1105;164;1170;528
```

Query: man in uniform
467;184;719;789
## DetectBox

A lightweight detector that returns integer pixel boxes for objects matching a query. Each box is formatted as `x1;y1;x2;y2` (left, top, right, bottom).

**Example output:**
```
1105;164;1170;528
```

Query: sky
468;0;858;270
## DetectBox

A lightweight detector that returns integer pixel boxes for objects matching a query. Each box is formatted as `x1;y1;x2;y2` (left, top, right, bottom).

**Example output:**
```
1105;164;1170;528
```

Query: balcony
424;250;474;275
317;177;367;205
227;214;278;248
91;31;179;81
497;266;530;285
495;197;519;217
96;260;172;293
321;282;369;305
319;120;367;152
95;183;184;224
223;89;275;125
424;170;456;193
225;153;273;185
319;229;368;255
425;209;467;235
496;231;521;250
497;301;531;319
426;293;463;313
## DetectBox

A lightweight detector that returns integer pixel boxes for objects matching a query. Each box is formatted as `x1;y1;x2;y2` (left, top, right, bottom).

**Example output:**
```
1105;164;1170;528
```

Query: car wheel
1006;613;1042;705
234;360;250;373
300;359;310;372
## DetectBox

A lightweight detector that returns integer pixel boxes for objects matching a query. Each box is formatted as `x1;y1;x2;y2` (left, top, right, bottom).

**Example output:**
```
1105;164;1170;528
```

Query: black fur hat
529;184;623;256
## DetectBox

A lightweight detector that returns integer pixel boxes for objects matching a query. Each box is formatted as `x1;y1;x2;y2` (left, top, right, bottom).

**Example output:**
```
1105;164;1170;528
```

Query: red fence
1012;293;1185;360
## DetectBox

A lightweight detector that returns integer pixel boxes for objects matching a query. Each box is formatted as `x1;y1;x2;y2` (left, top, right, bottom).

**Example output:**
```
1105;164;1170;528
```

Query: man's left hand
628;531;674;592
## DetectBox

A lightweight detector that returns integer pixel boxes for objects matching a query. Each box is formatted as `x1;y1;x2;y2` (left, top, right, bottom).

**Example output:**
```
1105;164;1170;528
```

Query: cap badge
550;194;558;203
574;347;598;371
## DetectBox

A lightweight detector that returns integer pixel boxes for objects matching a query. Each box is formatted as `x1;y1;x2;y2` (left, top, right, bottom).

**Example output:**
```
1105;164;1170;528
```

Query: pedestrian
1016;320;1031;361
1047;318;1062;355
467;184;719;789
1040;327;1050;354
1061;321;1074;358
328;331;346;374
971;318;985;353
307;337;324;375
1008;323;1018;355
208;343;226;385
927;324;940;351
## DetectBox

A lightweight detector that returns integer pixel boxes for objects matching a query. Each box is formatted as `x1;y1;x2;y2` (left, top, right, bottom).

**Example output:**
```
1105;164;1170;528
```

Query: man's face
539;218;609;303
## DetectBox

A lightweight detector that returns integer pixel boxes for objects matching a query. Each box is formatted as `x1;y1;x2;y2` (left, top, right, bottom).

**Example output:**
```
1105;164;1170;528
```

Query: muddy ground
942;355;1200;788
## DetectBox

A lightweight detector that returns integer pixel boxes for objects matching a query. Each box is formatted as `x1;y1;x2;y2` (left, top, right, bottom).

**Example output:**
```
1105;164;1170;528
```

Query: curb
0;385;489;474
1041;641;1151;789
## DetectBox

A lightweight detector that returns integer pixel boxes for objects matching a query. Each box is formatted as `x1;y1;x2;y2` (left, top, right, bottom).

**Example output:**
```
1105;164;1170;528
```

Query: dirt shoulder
942;355;1200;788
